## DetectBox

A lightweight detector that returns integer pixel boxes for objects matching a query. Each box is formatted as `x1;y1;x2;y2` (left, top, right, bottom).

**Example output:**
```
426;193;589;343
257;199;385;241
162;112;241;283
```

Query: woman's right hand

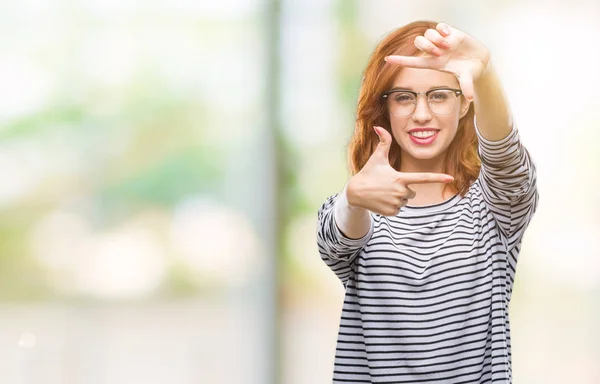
346;126;454;216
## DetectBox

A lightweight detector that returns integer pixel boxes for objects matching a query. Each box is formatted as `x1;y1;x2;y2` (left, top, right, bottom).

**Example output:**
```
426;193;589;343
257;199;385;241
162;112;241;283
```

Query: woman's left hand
384;22;490;101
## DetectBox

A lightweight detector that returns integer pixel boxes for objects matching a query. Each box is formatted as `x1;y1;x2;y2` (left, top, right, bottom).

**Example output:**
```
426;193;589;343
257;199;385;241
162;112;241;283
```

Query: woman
316;20;538;383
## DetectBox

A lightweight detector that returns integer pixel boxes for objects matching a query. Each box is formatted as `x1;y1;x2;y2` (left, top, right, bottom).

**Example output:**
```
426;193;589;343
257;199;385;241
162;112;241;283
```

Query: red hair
348;20;480;196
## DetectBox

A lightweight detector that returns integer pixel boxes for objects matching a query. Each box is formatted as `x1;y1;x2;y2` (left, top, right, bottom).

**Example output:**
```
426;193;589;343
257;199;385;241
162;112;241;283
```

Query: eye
393;93;415;103
429;90;452;102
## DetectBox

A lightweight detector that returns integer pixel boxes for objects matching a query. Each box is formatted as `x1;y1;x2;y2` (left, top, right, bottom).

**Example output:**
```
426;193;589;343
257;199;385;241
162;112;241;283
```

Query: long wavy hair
348;20;480;196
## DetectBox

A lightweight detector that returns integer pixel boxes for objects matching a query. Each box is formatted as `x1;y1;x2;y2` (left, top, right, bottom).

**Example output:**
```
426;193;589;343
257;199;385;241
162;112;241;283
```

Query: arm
476;119;539;248
316;191;374;285
473;63;513;141
472;60;538;246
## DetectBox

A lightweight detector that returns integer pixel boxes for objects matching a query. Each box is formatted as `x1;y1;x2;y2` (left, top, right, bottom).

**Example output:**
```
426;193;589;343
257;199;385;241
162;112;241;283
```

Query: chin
402;144;446;161
412;153;439;160
411;151;443;161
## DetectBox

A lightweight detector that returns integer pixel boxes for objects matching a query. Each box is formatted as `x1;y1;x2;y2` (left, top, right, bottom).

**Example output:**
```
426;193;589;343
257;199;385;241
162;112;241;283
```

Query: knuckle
414;36;426;47
394;175;408;186
394;185;407;195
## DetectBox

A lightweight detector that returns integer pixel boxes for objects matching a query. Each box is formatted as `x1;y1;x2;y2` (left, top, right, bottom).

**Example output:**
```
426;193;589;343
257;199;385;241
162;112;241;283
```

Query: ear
459;96;471;119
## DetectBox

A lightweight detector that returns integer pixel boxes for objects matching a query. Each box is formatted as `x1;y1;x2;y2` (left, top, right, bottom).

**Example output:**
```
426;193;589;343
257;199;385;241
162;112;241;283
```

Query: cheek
389;115;410;136
450;113;461;129
443;110;462;132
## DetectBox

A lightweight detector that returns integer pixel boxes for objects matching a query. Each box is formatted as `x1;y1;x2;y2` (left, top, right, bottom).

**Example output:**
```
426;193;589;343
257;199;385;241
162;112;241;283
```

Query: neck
399;149;447;174
399;151;453;206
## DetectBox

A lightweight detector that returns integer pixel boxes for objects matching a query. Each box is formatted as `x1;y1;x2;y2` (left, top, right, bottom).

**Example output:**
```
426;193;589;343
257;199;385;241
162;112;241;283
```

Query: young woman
316;20;538;383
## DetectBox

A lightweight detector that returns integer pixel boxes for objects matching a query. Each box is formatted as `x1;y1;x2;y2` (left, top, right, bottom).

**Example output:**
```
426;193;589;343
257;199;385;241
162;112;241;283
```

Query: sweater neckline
401;194;462;215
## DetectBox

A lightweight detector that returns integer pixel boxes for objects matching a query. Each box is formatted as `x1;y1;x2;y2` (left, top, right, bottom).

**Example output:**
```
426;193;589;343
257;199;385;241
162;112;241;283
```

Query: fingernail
373;126;381;137
443;25;450;35
445;176;454;182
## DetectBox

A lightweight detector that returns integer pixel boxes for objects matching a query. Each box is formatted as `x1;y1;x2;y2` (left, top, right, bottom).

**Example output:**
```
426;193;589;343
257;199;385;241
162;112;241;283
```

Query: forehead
392;67;459;90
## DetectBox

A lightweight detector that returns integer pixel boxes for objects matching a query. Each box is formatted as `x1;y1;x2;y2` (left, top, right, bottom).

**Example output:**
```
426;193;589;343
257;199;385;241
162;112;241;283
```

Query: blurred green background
0;0;598;383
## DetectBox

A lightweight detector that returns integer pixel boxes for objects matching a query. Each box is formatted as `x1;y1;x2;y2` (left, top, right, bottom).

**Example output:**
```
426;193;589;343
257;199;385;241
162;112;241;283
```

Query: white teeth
410;130;437;138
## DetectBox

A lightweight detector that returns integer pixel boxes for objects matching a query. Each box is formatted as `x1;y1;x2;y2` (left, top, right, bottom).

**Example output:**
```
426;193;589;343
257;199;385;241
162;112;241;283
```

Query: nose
412;96;432;123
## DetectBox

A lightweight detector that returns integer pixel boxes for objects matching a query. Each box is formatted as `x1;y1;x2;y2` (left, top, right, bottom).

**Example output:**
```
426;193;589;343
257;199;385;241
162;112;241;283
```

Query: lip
407;128;439;146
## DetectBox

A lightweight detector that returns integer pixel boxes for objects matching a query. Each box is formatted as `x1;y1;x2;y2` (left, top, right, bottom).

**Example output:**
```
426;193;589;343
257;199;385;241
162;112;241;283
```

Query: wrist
344;180;365;211
474;52;493;83
473;64;497;95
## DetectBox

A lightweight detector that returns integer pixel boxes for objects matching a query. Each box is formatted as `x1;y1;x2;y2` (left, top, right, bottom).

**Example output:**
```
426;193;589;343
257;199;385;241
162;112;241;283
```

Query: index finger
397;172;454;185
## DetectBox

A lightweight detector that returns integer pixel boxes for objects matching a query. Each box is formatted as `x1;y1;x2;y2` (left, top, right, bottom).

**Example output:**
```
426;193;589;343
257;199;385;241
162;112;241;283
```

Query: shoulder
317;193;339;216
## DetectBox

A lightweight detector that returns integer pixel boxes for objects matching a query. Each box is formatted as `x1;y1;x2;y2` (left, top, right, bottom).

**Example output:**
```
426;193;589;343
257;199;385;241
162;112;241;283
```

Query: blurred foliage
335;0;370;117
0;71;227;300
0;210;55;301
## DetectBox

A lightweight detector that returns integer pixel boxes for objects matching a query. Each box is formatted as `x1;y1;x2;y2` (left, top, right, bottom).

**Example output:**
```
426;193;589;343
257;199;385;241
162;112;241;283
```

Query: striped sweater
316;124;538;383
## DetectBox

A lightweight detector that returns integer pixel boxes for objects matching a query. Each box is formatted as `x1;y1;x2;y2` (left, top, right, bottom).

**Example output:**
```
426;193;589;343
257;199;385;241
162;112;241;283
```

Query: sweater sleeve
316;193;374;285
476;118;539;250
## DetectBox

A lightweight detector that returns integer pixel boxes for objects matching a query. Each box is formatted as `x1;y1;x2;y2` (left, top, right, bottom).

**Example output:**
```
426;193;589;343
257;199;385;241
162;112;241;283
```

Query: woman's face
387;67;470;164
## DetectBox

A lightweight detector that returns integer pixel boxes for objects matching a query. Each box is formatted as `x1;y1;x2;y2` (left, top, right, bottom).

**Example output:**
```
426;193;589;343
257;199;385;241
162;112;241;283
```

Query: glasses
381;88;463;117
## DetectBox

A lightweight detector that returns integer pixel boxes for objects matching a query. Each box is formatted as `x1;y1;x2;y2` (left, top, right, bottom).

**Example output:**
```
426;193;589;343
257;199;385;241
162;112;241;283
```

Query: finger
397;172;454;185
384;55;434;69
414;35;443;57
394;185;415;200
371;126;393;162
436;22;452;37
424;28;450;50
397;198;408;212
457;72;474;101
394;197;409;208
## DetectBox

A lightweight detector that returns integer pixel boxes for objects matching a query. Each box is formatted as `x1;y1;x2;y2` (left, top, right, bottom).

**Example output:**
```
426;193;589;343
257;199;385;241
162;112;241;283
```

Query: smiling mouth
409;130;439;139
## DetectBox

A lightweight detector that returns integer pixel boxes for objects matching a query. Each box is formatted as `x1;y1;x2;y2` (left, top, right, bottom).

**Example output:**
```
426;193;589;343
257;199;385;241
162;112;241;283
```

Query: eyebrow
389;86;453;92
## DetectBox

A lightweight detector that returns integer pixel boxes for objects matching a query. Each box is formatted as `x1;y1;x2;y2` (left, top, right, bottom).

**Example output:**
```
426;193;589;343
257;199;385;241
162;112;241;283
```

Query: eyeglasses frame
381;87;463;116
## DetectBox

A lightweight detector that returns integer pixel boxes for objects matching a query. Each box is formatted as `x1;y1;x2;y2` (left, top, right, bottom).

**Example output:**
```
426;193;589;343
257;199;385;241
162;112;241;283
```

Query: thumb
458;72;474;101
372;126;393;161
